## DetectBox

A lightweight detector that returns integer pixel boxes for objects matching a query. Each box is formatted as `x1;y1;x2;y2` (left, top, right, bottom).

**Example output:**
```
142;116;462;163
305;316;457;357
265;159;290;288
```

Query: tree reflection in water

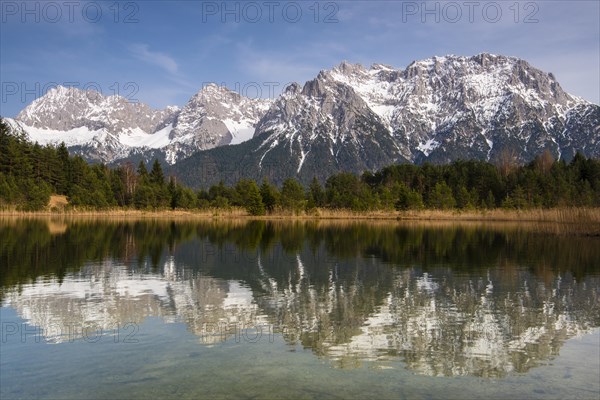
1;218;599;377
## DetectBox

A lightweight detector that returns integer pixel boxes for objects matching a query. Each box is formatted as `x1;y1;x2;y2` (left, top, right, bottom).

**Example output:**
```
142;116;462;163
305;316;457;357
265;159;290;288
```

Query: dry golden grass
396;208;600;224
0;207;247;219
2;206;600;222
255;207;600;224
48;195;68;210
2;207;600;235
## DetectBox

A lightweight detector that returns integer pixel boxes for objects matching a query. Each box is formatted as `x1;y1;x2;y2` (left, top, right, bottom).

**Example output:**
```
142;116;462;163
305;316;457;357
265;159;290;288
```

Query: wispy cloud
129;44;179;74
2;0;597;115
235;46;321;93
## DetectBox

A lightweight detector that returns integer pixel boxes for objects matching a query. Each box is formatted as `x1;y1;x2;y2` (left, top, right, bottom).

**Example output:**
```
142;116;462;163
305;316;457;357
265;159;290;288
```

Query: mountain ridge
4;53;599;185
7;83;272;164
173;53;599;186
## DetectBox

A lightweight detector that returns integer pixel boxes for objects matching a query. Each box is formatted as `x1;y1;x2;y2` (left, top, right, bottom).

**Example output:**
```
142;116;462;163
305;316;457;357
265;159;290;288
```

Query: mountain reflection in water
1;218;599;378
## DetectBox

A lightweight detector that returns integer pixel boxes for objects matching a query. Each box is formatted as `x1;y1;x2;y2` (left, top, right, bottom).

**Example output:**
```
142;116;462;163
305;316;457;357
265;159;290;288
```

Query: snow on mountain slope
169;83;271;151
253;53;597;170
7;53;599;174
12;123;99;147
17;86;178;135
172;53;599;187
224;119;257;145
10;84;271;165
326;54;586;161
119;124;173;149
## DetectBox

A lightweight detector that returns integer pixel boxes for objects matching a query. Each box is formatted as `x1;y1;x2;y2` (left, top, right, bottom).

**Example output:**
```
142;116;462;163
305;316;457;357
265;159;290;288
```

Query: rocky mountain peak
247;53;597;183
8;54;598;177
16;85;174;135
370;63;394;71
10;82;271;165
333;61;367;76
284;82;302;95
301;76;329;98
194;83;241;103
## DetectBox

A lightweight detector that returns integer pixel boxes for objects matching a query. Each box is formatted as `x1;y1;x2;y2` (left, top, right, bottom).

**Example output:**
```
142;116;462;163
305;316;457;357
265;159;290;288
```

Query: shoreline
0;206;599;219
0;208;600;237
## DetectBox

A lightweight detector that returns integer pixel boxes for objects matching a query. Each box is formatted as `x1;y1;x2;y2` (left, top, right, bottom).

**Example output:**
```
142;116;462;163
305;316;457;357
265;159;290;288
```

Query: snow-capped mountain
6;84;272;164
254;53;597;167
172;83;271;146
174;53;600;186
5;53;599;178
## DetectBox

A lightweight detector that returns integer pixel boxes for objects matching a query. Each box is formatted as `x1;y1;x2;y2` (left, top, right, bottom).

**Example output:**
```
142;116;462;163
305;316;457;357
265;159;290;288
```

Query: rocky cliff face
174;53;599;186
16;85;176;134
255;53;596;167
250;75;403;181
164;83;272;163
8;84;272;165
6;53;599;180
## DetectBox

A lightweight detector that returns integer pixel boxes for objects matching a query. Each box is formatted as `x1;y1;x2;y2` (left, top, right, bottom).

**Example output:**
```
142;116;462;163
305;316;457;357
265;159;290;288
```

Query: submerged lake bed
1;218;599;399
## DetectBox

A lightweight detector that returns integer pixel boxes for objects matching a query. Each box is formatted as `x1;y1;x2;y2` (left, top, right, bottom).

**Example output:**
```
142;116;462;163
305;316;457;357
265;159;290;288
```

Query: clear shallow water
1;218;599;399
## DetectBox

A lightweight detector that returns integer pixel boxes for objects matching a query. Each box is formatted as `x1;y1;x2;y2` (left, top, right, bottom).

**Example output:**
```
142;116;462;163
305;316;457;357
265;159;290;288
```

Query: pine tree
395;183;424;210
55;142;70;194
260;178;279;213
137;161;149;182
455;185;473;209
134;184;154;209
0;119;17;175
308;177;325;207
177;186;198;209
247;184;265;216
429;182;456;209
485;190;496;209
150;159;165;187
234;179;265;215
0;172;16;204
281;178;305;214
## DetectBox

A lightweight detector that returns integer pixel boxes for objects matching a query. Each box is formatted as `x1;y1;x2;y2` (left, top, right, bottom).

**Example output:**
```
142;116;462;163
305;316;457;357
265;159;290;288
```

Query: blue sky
1;0;599;116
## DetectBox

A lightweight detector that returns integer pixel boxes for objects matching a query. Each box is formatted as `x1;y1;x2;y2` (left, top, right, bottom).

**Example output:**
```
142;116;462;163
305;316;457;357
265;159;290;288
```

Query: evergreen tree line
1;118;599;213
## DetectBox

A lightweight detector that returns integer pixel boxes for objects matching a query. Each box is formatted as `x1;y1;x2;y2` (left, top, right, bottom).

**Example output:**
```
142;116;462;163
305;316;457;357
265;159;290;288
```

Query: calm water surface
1;218;599;399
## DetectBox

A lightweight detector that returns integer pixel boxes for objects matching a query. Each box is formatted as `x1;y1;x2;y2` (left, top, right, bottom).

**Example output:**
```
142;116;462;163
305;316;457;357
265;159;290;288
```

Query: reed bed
2;207;600;235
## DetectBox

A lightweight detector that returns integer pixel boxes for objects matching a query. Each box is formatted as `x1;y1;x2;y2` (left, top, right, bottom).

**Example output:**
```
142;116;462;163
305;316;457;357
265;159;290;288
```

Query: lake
1;218;599;399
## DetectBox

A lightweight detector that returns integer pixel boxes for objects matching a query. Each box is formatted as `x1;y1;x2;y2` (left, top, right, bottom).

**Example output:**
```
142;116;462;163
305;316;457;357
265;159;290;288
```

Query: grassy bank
1;206;599;222
2;207;600;234
0;208;600;236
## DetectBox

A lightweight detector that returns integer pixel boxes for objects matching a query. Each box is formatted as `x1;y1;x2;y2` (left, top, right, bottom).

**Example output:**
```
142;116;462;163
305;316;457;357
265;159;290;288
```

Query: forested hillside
1;118;599;214
0;118;196;211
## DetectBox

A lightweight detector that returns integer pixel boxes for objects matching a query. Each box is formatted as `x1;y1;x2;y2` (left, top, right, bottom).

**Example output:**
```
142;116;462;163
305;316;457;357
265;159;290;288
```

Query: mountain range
5;53;599;186
6;83;271;165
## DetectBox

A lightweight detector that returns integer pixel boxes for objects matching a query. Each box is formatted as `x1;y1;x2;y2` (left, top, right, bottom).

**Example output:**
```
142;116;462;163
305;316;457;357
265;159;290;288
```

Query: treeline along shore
2;118;600;233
